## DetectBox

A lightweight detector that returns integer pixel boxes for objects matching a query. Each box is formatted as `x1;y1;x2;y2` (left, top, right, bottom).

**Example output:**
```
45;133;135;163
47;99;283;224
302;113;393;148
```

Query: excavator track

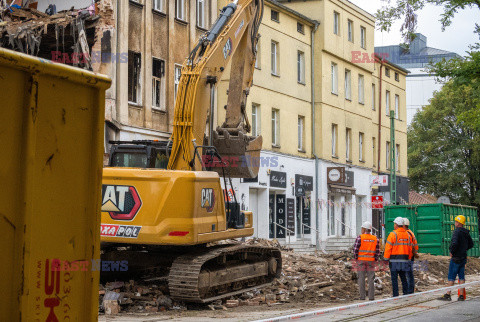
168;244;282;303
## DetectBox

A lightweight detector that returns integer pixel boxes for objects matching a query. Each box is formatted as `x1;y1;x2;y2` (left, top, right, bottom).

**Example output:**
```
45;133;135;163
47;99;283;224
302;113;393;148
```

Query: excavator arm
167;0;264;178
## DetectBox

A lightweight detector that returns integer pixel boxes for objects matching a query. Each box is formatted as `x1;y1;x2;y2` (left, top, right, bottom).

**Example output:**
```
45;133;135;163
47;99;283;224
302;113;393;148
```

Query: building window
396;144;400;172
395;72;399;82
297;22;304;34
386;90;390;116
272;109;280;146
385;67;390;77
359;132;364;161
372;83;376;110
176;0;185;20
344;69;351;100
271;9;279;22
347;20;353;42
298;116;305;151
333;11;340;35
271;41;279;75
360;26;366;48
196;0;206;28
252;103;260;136
346;128;352;161
153;0;165;12
358;74;364;104
372;137;376;167
332;124;338;157
174;64;182;101
395;94;399;119
331;62;338;94
152;58;165;110
128;51;141;104
297;51;305;84
255;39;261;69
386;141;390;169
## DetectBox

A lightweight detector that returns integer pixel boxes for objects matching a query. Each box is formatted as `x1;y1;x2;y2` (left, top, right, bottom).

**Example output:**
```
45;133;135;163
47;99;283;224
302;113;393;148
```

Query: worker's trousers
406;260;415;294
357;261;375;300
390;261;411;297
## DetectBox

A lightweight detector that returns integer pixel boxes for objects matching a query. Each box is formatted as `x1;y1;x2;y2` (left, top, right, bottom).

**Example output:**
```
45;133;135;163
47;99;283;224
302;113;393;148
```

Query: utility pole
390;110;397;205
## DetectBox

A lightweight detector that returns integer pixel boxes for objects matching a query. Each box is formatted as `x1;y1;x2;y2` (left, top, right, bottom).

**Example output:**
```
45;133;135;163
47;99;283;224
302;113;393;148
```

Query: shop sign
275;194;286;237
372;195;384;209
295;174;313;191
327;167;345;184
370;175;388;186
270;171;287;188
286;198;295;236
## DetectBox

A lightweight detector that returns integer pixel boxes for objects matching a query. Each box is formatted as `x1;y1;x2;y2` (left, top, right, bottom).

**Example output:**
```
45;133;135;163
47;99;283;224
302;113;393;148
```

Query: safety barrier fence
254;280;480;322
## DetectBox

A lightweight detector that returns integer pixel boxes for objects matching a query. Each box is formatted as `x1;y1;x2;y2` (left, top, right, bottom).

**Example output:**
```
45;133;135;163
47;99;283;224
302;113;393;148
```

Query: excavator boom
167;0;263;178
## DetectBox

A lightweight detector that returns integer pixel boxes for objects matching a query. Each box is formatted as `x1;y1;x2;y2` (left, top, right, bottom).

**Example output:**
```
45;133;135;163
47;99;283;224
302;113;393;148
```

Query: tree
408;81;480;207
375;0;480;43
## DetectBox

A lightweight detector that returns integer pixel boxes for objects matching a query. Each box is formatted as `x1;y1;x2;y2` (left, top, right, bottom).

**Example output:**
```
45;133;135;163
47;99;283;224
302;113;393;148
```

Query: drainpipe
377;57;383;173
311;21;320;250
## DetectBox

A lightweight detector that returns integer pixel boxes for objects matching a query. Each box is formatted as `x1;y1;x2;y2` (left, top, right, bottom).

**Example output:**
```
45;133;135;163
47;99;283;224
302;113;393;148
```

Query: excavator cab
108;140;171;169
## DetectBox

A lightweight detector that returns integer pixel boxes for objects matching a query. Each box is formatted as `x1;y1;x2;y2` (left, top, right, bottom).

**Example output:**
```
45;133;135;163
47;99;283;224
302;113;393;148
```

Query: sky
348;0;479;56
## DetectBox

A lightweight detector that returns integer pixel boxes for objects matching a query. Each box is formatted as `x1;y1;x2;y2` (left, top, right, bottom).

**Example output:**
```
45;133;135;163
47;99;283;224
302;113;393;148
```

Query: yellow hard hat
455;215;466;225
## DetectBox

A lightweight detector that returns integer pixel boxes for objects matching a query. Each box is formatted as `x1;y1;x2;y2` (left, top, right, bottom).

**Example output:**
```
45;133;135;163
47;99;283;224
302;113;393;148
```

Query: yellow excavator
100;0;281;303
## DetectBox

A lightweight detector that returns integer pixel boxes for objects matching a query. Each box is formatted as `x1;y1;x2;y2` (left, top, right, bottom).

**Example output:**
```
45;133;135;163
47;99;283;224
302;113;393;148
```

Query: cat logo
101;185;142;221
201;188;215;212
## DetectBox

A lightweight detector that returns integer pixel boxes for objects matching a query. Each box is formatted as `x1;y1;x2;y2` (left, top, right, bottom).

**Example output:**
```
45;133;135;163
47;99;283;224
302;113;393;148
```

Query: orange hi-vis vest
384;227;412;263
358;234;378;261
407;229;419;259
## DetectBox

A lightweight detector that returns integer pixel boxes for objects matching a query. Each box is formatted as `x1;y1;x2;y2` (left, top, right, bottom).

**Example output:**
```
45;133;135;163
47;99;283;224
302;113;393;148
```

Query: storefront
230;151;317;244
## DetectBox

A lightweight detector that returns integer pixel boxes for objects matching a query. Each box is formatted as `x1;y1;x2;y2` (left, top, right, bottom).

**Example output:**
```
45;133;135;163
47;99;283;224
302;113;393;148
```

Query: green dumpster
384;204;479;257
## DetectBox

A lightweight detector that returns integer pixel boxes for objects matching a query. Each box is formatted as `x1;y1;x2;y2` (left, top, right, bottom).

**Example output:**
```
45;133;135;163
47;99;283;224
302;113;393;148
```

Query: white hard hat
403;218;410;226
361;221;372;230
394;217;404;226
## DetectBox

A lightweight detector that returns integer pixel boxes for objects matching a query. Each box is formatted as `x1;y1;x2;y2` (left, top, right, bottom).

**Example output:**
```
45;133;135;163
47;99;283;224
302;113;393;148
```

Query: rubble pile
0;3;99;68
99;239;480;315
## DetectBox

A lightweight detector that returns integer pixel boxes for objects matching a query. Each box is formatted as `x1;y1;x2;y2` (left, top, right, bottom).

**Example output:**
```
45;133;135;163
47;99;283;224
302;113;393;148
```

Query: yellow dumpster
0;48;111;321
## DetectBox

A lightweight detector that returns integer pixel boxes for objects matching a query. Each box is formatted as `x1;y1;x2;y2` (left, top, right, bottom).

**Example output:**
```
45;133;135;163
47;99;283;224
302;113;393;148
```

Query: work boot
438;294;451;301
458;295;465;301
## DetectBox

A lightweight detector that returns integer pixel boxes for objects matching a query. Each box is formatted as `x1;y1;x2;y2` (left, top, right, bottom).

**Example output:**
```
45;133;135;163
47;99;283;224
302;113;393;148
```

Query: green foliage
375;0;480;43
408;81;480;207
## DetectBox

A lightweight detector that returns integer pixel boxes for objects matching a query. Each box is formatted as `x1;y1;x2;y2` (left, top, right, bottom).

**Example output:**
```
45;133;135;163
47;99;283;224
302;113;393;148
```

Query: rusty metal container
0;48;110;321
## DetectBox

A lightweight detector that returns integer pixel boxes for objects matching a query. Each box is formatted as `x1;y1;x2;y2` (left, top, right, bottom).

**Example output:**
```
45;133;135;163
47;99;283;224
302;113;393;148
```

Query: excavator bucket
210;128;263;178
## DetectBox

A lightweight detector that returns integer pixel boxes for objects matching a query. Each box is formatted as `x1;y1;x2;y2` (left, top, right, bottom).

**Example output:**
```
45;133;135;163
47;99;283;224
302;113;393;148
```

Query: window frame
331;62;338;94
372;137;376;167
347;19;353;42
252;103;261;136
255;39;261;69
360;26;366;49
333;11;340;35
386;90;390;116
271;40;279;76
128;51;142;105
371;83;376;110
298;116;305;151
153;0;165;13
386;141;390;170
358;74;364;104
395;72;399;82
174;64;182;102
395;94;399;119
344;69;351;100
332;124;338;157
272;108;280;146
152;57;166;111
359;132;364;162
175;0;186;21
346;128;352;161
271;9;279;22
297;22;305;34
395;144;400;172
385;67;390;77
196;0;206;29
297;51;305;84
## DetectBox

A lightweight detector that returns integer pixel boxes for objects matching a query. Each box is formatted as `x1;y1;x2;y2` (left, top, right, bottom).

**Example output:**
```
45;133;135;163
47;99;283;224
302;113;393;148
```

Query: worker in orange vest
353;221;379;300
384;217;412;297
404;218;419;294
